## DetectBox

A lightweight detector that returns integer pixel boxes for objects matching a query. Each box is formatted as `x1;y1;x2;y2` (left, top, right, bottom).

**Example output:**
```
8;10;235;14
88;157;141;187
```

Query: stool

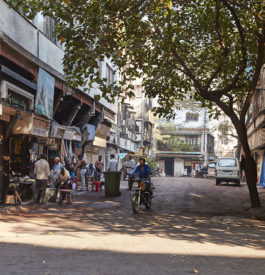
59;189;73;204
92;181;102;192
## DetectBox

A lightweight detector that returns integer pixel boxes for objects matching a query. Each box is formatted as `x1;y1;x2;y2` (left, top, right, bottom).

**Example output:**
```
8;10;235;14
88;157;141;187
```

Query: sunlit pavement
1;177;265;275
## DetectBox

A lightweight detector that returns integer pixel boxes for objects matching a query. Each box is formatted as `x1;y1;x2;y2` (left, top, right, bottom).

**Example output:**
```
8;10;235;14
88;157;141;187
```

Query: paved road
1;177;265;275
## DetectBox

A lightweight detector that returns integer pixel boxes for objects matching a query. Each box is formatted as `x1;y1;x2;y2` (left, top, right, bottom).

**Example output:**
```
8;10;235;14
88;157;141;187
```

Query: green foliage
7;0;265;120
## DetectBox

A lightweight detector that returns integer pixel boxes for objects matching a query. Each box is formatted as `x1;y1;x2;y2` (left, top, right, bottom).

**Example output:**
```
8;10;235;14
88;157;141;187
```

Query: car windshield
218;158;237;167
208;163;216;168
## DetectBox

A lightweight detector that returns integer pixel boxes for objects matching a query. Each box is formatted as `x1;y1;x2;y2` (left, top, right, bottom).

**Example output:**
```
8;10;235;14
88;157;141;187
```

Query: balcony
157;142;201;153
0;0;64;75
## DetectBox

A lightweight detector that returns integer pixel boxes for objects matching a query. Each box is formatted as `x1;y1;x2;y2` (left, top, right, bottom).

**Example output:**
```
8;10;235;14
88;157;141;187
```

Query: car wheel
216;179;220;185
203;173;207;179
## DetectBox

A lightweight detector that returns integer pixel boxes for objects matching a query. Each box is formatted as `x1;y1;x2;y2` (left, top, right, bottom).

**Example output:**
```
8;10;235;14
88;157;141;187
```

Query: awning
50;122;81;141
12;113;50;138
93;136;107;148
95;122;110;139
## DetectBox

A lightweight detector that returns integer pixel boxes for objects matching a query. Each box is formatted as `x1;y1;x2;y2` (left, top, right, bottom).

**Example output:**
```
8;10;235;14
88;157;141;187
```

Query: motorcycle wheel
144;195;152;209
131;194;141;213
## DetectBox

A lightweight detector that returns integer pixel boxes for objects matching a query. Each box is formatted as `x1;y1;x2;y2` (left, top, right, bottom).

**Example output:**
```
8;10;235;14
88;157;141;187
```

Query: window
185;135;198;145
106;64;114;87
135;85;142;97
186;112;199;121
44;16;56;44
221;138;227;145
218;158;237;167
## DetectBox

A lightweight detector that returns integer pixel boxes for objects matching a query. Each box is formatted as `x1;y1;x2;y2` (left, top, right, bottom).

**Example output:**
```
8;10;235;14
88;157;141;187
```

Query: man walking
107;154;118;171
34;154;50;204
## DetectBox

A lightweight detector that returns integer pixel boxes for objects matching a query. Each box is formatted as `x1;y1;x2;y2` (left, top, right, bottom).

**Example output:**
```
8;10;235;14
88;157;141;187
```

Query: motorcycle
131;177;154;213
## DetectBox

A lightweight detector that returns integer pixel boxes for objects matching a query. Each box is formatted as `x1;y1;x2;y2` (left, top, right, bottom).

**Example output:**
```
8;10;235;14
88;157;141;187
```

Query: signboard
36;68;55;119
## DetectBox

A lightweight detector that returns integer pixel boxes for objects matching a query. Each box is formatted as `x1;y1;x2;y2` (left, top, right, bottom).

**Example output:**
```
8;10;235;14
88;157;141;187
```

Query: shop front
49;122;81;166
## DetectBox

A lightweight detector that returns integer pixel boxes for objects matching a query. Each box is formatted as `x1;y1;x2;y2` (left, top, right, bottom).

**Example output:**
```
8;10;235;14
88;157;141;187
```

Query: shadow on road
0;242;264;275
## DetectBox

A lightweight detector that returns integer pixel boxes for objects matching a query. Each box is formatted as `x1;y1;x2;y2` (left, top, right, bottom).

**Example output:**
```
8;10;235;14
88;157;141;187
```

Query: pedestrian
80;160;87;190
95;155;104;181
34;154;50;204
51;157;63;187
107;154;118;171
125;155;135;189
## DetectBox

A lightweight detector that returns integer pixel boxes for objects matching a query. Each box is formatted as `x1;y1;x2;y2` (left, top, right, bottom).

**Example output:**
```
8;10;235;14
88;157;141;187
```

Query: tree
8;0;265;207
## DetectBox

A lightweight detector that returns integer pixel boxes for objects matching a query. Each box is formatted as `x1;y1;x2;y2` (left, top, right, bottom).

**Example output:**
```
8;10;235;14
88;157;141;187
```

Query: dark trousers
34;179;47;204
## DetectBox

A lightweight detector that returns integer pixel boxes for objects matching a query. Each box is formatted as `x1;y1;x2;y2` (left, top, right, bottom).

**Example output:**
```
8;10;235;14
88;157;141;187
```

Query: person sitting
56;167;70;198
132;157;152;191
86;163;97;182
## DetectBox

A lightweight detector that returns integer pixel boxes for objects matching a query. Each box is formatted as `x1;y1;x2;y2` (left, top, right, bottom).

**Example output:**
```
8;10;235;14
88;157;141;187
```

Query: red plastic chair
92;181;102;192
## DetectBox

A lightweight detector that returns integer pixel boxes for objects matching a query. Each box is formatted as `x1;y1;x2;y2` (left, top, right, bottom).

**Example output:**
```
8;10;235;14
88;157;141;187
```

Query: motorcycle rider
132;157;152;191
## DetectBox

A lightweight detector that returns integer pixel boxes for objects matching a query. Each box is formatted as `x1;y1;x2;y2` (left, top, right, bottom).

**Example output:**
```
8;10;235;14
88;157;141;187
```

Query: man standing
95;155;104;181
107;154;118;171
34;154;50;204
125;155;135;189
51;157;63;187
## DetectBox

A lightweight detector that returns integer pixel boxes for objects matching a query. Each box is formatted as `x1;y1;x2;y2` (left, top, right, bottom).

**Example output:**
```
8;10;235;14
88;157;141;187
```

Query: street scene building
154;108;215;176
1;1;265;275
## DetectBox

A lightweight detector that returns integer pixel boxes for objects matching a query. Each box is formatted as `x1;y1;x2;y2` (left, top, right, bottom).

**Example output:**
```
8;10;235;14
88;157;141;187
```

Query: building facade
0;0;118;201
154;108;215;176
247;66;265;184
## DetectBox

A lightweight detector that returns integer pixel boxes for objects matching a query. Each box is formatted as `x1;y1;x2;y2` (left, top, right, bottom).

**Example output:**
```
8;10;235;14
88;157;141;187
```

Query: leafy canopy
8;0;265;118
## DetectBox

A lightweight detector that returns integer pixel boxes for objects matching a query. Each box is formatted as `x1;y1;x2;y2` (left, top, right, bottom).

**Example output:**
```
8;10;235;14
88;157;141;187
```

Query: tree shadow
0;242;264;275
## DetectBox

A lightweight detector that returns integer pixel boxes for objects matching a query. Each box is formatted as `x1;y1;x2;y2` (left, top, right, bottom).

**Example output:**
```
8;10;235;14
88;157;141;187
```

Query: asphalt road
1;177;265;275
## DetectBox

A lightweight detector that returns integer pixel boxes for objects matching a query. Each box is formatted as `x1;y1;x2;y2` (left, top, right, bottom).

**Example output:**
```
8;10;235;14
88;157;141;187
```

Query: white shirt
108;159;118;171
125;159;135;174
34;159;50;180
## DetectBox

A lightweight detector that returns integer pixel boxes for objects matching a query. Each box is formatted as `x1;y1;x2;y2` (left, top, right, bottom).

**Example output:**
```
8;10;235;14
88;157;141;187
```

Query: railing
157;142;201;152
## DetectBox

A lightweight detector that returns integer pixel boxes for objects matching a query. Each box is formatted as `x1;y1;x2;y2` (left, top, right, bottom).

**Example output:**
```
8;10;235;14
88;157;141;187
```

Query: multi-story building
246;66;265;184
130;81;153;157
210;115;238;158
0;0;118;201
154;108;215;176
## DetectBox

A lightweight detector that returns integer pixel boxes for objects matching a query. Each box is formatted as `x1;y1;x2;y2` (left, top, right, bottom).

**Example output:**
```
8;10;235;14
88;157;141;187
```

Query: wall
0;0;118;115
0;0;38;56
174;158;184;176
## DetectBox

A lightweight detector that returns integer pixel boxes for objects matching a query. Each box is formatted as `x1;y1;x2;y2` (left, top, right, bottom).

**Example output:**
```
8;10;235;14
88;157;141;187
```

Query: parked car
215;158;240;186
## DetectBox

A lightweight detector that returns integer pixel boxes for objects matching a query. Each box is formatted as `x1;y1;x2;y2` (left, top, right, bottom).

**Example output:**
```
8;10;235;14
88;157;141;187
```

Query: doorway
163;158;174;176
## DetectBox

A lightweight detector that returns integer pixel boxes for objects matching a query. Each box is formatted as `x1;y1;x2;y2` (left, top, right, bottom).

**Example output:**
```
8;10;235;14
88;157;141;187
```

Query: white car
215;158;240;186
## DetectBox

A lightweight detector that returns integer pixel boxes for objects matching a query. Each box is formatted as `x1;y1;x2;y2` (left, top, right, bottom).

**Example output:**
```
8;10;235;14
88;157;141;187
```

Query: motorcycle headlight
132;182;139;188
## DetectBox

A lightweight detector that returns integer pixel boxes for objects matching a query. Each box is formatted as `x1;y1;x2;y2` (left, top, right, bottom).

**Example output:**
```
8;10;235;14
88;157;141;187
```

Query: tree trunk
237;123;261;208
244;154;261;208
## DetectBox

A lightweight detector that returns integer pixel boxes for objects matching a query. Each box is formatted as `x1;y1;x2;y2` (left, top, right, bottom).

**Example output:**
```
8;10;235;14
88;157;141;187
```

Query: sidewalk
0;181;129;216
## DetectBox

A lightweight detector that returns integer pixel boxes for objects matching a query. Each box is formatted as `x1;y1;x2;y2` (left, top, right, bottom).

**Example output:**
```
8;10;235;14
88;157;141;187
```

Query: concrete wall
0;0;118;114
38;32;64;74
0;0;38;56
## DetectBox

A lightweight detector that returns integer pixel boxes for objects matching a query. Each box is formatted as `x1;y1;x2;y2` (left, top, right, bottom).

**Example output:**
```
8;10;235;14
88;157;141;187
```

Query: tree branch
240;24;265;121
209;0;248;95
171;48;202;91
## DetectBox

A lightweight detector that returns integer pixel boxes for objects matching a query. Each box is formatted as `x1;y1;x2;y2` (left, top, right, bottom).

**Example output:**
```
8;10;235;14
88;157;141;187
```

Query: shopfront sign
1;81;34;111
36;68;55;119
7;90;28;111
